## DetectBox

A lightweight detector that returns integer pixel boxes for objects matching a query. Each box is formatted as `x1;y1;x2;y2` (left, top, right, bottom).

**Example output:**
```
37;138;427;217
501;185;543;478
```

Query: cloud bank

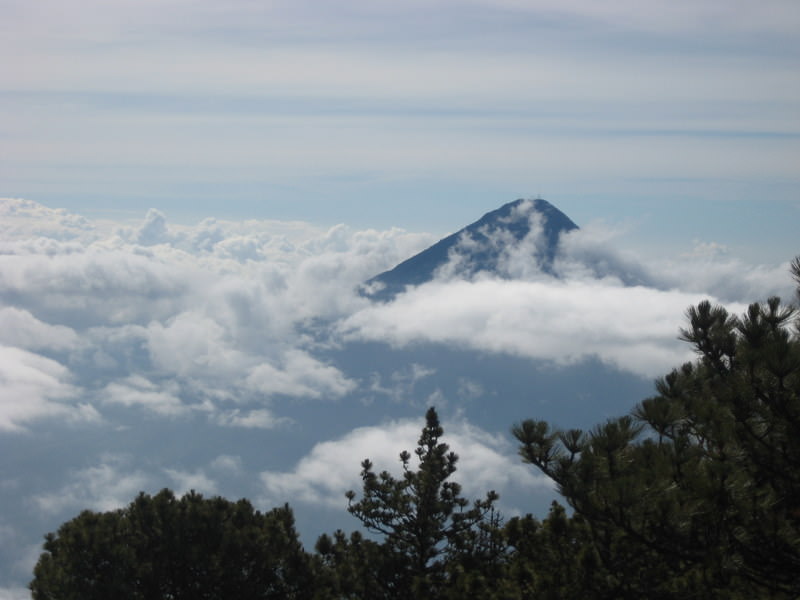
1;197;793;432
0;198;433;431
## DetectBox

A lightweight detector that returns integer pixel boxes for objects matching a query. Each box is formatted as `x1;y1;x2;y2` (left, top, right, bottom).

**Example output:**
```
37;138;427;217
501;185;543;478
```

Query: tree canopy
30;489;316;600
325;407;503;598
513;271;800;597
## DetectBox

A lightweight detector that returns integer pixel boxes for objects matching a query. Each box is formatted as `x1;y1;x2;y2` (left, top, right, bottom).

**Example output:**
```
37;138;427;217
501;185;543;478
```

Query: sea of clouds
0;197;794;595
4;197;792;431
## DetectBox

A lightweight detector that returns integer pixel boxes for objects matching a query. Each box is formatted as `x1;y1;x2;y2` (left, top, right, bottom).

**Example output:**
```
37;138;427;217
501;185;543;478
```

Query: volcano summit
363;198;579;300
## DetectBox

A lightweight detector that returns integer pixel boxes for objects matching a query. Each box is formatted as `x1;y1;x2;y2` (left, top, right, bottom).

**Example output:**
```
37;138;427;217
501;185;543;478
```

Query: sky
1;1;799;597
2;0;799;262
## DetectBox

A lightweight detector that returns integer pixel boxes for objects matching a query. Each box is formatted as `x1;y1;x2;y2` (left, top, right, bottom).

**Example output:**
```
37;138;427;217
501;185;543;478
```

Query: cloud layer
1;197;793;432
1;197;795;589
0;198;435;431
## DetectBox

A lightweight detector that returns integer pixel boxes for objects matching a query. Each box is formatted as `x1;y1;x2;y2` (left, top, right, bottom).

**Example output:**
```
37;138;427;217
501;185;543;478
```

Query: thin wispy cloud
3;0;798;251
32;455;152;515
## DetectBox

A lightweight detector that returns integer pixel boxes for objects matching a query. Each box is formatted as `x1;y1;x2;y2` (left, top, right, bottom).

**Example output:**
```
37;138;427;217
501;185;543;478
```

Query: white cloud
210;454;243;474
2;197;789;433
554;224;657;287
245;350;357;400
131;208;172;246
0;346;82;431
32;455;151;515
0;306;80;351
164;467;218;496
0;246;194;327
0;199;427;429
4;0;798;100
259;415;551;511
654;254;795;305
101;376;187;416
336;215;789;381
340;278;743;379
145;311;249;379
0;198;100;242
556;225;795;302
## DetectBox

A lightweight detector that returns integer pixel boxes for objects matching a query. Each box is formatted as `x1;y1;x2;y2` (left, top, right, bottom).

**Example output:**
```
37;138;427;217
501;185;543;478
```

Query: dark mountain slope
364;198;579;300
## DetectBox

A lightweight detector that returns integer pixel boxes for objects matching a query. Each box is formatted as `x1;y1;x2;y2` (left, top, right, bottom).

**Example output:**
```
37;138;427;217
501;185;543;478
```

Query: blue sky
2;0;799;262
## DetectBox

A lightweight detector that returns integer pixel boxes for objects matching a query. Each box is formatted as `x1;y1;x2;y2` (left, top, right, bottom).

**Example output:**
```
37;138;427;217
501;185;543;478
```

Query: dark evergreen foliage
339;407;502;598
30;489;317;599
513;263;800;598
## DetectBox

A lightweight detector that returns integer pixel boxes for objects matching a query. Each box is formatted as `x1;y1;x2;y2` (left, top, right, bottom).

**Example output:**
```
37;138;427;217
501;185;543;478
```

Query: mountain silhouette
364;198;579;300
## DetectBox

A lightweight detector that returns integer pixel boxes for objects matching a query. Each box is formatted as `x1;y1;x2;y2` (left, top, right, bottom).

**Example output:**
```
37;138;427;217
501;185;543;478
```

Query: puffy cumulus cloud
0;306;80;351
164;467;218;496
0;198;429;429
259;415;550;511
0;346;97;431
340;278;748;379
0;197;791;432
210;454;243;474
130;208;172;246
0;198;99;242
260;419;428;508
246;350;357;400
0;247;195;328
145;311;251;380
32;455;152;515
100;376;187;416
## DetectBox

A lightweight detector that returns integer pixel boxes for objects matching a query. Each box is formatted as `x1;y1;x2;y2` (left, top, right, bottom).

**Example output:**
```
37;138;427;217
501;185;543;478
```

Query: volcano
363;198;579;300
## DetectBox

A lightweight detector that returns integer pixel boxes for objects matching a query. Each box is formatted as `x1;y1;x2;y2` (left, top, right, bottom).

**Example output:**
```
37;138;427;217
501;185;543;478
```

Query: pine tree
342;407;501;598
512;261;800;598
30;489;317;600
